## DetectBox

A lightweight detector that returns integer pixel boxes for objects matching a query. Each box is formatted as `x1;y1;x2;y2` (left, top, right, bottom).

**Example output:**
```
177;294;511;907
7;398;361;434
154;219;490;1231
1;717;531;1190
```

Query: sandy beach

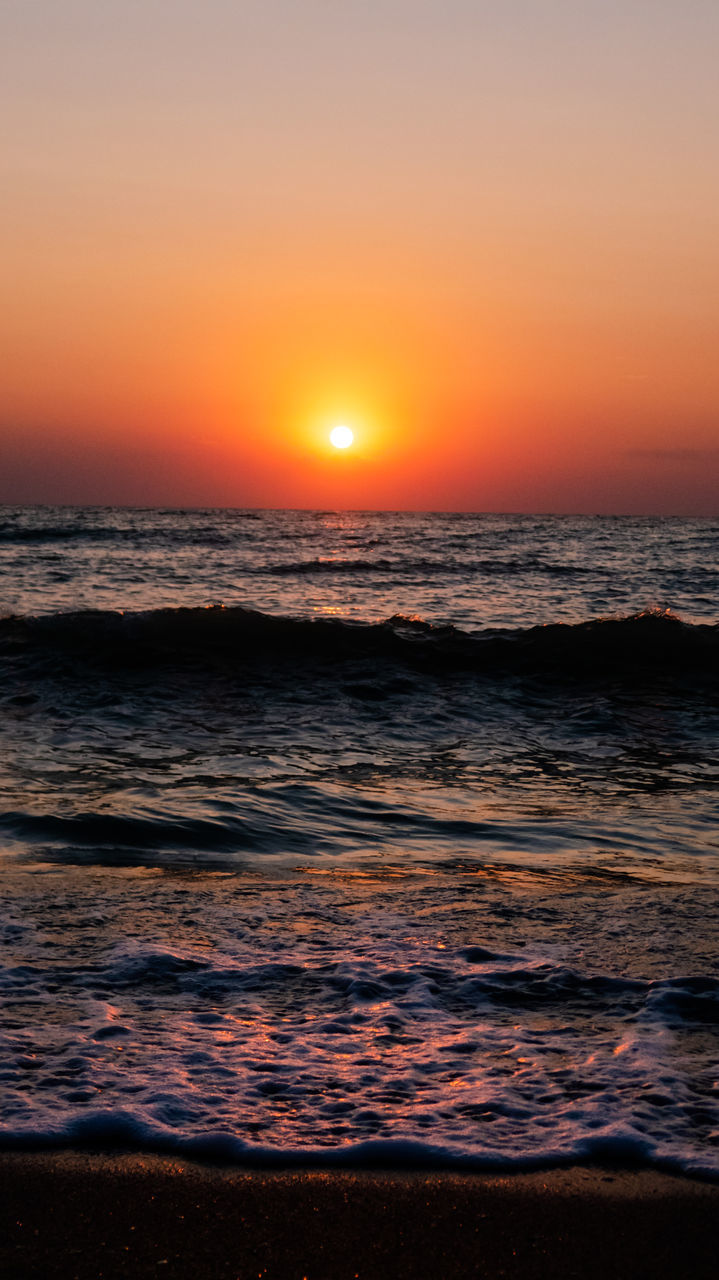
1;1152;717;1279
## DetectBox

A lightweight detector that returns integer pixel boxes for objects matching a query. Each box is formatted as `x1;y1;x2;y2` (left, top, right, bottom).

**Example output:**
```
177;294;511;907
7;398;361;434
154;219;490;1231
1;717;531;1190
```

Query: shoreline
2;1152;718;1279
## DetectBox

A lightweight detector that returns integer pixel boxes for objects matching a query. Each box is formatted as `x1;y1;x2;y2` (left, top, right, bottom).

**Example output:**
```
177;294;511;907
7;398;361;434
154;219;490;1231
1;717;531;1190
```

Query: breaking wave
1;605;717;685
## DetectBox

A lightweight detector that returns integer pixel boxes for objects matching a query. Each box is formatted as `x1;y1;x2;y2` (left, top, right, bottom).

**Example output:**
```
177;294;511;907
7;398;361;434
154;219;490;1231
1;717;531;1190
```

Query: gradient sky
2;1;718;513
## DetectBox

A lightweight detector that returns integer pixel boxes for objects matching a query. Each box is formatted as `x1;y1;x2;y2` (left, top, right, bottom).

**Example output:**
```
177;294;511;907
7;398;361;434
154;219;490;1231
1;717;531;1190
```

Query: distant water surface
1;506;717;626
0;507;717;1174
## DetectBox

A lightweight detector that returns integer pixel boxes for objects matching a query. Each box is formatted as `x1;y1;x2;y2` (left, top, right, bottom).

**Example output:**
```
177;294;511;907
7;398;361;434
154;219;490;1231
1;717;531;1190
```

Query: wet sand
1;1153;718;1279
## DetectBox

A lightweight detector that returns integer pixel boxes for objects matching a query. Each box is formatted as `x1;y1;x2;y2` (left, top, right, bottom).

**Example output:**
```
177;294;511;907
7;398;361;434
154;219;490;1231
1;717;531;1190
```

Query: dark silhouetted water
1;507;717;1174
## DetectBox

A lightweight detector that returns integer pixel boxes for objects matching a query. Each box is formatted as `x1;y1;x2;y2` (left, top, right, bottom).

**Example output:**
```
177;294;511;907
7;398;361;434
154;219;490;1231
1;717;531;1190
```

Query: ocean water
1;506;718;1174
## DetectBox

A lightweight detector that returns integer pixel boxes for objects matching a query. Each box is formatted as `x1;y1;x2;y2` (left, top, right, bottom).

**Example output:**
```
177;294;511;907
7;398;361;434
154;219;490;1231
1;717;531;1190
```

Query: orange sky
2;2;718;513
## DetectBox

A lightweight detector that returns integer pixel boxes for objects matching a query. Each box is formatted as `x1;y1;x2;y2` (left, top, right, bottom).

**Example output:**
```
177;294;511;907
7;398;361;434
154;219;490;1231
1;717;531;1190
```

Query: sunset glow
1;3;717;513
2;2;719;1227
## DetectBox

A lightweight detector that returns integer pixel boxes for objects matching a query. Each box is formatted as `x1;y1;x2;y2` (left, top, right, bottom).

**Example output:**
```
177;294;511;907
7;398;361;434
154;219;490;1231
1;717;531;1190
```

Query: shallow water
1;507;717;1173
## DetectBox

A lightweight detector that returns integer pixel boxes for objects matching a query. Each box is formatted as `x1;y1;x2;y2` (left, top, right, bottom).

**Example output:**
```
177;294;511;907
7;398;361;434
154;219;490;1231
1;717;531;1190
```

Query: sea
1;506;717;1175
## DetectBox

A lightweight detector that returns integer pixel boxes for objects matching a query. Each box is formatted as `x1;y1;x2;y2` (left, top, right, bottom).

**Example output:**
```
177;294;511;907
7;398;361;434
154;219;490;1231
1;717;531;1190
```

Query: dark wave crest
0;520;256;548
0;522;126;544
1;605;717;688
262;557;594;578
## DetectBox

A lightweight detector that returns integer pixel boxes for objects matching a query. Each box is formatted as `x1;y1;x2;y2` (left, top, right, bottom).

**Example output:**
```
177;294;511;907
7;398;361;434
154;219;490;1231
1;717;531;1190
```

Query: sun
329;424;354;449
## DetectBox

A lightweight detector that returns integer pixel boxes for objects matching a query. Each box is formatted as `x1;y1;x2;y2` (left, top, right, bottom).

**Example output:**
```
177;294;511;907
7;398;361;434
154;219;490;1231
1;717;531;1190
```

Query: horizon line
0;501;716;521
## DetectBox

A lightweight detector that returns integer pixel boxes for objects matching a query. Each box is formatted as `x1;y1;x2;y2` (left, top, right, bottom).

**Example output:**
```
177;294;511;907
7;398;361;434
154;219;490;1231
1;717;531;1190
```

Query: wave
262;557;595;577
0;950;717;1175
1;941;717;1174
2;1114;716;1178
0;521;255;548
1;605;717;686
0;522;127;544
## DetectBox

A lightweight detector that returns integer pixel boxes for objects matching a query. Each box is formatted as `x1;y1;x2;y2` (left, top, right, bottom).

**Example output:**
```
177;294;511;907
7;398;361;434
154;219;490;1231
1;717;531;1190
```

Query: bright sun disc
329;425;354;449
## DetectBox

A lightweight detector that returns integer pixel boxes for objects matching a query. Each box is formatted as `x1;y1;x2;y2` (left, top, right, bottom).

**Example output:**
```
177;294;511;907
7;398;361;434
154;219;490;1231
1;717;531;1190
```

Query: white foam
1;865;717;1176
